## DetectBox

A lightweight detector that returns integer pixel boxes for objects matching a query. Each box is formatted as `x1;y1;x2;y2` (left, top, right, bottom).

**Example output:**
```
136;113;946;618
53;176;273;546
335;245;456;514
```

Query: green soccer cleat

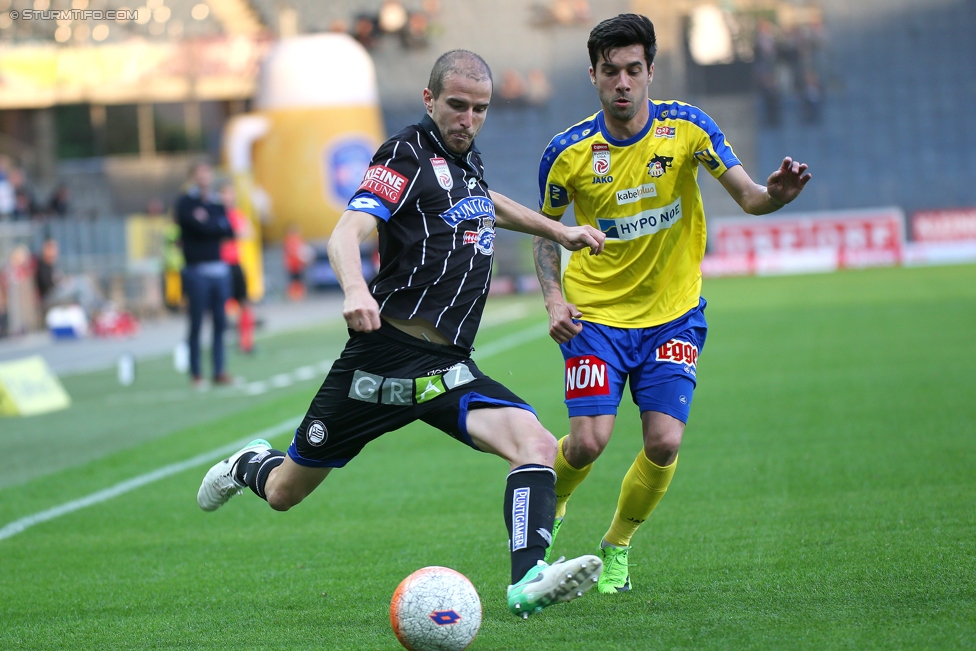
507;554;602;619
598;543;632;594
543;517;564;564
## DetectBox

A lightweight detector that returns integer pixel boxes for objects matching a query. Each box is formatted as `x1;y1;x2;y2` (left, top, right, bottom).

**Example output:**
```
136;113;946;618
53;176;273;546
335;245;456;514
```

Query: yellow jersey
539;99;739;328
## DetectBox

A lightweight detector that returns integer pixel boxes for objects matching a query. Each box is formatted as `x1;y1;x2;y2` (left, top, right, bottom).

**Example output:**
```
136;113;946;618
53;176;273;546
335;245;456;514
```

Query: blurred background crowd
0;0;973;343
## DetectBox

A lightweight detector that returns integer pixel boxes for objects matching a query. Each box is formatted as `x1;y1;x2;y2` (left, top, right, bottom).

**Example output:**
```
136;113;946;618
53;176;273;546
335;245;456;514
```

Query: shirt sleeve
689;109;741;179
538;147;575;218
348;137;422;222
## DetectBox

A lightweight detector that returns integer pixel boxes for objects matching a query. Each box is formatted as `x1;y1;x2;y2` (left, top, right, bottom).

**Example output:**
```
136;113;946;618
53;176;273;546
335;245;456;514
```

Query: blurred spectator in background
34;238;61;308
0;261;7;337
4;245;38;335
47;183;70;218
176;163;234;388
9;167;36;220
352;14;379;49
219;182;255;354
0;156;15;219
500;69;529;105
526;69;552;106
755;18;781;127
283;223;312;302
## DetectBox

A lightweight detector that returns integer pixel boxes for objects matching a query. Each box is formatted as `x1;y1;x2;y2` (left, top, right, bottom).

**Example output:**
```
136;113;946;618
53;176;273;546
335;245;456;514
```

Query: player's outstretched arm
718;157;812;215
490;190;605;255
327;209;382;332
532;234;584;344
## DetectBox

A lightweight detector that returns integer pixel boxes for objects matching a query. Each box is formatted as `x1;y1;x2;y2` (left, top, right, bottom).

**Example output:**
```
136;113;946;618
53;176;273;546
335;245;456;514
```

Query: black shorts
229;264;247;302
287;323;536;468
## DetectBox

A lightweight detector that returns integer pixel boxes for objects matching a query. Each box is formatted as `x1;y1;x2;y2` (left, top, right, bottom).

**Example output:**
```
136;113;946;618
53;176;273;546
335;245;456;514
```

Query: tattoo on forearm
532;235;563;300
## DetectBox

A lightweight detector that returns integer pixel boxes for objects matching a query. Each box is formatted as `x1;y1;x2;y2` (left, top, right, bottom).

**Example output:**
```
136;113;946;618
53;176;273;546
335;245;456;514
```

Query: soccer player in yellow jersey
533;13;811;594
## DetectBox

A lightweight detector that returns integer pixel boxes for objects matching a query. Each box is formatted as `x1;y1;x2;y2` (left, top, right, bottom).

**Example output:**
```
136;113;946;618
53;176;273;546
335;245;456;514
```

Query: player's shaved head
427;50;493;98
587;13;657;69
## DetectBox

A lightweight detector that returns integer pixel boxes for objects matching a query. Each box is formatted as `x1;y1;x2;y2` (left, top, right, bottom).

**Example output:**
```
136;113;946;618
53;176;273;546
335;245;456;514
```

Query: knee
519;425;558;467
643;430;682;466
565;433;606;467
265;486;300;512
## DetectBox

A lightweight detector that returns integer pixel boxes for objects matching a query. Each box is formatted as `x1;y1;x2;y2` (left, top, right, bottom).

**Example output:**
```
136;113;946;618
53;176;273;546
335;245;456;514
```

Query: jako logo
655;338;699;376
565;356;611;399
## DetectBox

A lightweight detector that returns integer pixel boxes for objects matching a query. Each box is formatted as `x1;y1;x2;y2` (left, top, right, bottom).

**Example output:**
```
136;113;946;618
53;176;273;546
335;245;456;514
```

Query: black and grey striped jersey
347;114;496;350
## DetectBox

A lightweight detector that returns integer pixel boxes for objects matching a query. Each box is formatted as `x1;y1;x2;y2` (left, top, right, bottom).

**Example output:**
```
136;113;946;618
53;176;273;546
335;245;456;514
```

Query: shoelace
603;549;631;582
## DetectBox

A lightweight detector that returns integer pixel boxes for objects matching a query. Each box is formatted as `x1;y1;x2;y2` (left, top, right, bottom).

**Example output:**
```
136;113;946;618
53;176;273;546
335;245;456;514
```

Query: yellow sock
604;451;677;547
553;436;593;519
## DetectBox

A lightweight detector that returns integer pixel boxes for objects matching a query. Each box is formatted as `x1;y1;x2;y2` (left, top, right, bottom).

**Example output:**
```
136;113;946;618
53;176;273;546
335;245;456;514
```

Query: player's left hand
560;225;605;255
766;157;811;206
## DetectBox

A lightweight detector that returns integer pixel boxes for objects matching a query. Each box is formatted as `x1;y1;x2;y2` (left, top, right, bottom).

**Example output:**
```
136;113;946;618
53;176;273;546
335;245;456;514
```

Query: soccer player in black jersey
198;50;607;618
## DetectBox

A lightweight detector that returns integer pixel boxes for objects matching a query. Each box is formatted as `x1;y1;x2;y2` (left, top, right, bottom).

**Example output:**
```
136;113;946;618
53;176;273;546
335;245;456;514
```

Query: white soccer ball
390;566;482;651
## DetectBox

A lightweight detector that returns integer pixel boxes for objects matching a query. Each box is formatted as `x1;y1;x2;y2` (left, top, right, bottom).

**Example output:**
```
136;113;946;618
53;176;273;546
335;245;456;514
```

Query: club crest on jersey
654;125;676;139
463;222;495;255
430;157;453;190
591;143;611;175
647;154;674;178
655;338;699;376
565;356;611;399
440;195;495;227
359;165;408;204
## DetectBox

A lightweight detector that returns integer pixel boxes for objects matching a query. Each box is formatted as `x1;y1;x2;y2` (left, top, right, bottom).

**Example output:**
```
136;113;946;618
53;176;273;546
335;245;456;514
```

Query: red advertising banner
910;208;976;242
704;207;905;276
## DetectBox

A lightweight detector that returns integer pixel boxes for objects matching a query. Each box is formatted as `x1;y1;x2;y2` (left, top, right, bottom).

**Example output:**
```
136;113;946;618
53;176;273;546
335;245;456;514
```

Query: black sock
242;449;286;500
504;464;557;584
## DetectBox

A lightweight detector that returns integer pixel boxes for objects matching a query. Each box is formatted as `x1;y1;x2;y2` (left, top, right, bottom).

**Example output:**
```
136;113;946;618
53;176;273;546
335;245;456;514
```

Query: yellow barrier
0;356;71;417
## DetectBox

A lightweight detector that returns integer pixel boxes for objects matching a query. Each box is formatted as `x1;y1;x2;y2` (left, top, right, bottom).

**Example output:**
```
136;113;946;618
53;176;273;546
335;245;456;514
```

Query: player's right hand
343;286;382;332
547;301;583;344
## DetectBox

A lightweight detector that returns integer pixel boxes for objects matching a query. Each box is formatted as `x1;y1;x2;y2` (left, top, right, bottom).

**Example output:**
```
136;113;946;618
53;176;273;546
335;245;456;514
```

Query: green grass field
1;264;975;650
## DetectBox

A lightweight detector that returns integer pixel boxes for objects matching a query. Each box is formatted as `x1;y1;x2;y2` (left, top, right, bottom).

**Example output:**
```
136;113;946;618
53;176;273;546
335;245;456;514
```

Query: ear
648;62;655;85
588;66;596;86
422;87;434;113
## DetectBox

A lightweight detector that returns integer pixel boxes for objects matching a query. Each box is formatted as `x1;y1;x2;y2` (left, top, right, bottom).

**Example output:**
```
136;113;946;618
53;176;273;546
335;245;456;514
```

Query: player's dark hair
427;50;493;98
587;13;657;69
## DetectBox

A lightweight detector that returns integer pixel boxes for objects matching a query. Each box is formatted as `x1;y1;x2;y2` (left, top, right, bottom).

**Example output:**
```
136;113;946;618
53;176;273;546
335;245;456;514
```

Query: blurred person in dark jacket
176;163;234;388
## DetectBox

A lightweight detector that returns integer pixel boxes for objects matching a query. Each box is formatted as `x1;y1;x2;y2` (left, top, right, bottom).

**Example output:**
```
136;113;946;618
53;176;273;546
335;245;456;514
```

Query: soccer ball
390;566;482;651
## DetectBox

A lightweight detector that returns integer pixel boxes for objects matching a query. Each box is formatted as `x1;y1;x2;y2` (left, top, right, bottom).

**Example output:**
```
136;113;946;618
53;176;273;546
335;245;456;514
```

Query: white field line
0;322;548;542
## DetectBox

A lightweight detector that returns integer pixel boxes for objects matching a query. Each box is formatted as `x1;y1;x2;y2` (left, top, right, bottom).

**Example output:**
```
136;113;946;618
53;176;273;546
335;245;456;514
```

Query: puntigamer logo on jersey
360;165;408;204
598;197;682;241
440;196;495;228
616;183;657;205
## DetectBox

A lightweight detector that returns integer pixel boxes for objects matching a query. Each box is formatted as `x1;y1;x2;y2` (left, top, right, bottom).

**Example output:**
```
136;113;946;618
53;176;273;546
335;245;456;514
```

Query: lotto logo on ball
565;356;611;399
359;165;408;204
391;566;482;651
655;339;699;374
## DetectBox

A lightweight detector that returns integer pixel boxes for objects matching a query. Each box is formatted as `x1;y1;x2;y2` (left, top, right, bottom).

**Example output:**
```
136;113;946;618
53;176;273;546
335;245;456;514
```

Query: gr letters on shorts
347;363;475;406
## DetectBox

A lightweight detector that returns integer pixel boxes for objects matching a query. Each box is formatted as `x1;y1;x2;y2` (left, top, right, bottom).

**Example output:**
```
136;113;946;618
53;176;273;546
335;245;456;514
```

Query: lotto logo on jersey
430;157;453;190
565;356;611;399
591;143;611;175
654;125;676;139
359;165;408;204
655;338;699;376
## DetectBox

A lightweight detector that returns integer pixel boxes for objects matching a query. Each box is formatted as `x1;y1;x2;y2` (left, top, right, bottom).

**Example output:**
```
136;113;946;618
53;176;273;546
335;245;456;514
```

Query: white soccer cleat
507;554;603;617
196;439;271;512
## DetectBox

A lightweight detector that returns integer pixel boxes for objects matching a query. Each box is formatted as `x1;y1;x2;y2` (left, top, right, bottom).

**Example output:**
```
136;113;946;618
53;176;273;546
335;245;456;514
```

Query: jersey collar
420;114;481;163
596;101;654;147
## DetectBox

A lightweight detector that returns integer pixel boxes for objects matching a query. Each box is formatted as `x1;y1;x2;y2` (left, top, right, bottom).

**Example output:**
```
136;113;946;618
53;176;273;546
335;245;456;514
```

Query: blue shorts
559;299;707;423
